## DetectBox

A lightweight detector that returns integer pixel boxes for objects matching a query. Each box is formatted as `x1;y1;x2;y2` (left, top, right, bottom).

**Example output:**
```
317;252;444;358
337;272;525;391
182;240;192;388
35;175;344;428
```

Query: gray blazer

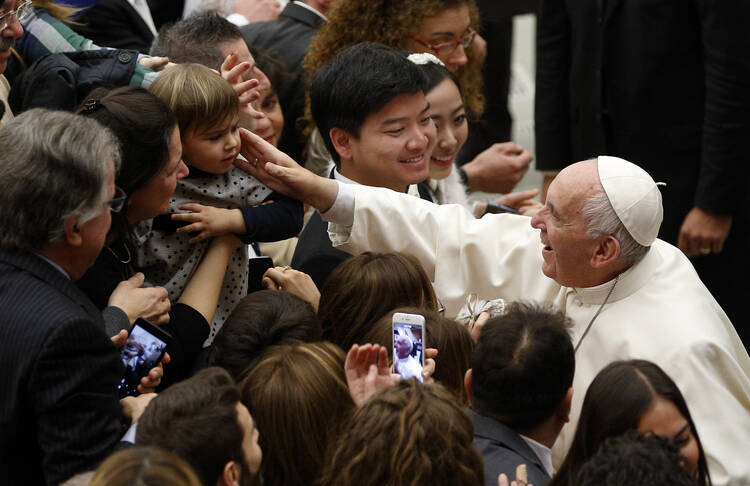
468;409;551;486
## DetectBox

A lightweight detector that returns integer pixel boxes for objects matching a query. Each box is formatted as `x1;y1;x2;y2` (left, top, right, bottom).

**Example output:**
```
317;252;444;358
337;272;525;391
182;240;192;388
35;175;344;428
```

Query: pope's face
395;336;412;359
530;163;601;287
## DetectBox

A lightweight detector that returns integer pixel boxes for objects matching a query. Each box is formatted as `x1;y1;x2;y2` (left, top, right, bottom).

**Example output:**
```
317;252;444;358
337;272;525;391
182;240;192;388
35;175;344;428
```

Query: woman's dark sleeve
159;303;210;389
237;191;303;243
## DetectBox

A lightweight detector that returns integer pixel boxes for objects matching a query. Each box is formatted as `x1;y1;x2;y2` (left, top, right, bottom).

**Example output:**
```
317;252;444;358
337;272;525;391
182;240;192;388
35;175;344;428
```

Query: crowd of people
0;0;749;485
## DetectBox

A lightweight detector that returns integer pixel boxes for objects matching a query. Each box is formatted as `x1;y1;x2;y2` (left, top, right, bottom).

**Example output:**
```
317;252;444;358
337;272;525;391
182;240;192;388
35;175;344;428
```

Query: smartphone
484;202;519;215
118;319;172;398
392;312;426;383
248;255;274;293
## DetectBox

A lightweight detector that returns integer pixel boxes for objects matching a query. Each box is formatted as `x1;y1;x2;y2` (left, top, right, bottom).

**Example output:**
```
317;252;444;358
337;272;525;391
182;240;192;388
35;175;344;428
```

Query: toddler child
137;63;302;344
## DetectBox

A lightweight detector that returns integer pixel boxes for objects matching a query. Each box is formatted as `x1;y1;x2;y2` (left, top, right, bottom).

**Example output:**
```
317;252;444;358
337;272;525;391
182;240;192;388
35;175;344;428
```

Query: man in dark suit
0;110;126;485
534;0;750;342
241;0;331;161
465;302;575;486
73;0;156;52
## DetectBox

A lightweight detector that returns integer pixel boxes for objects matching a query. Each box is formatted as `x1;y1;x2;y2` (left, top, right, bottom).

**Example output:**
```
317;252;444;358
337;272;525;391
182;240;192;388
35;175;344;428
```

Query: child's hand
172;204;245;243
221;53;261;105
221;53;265;132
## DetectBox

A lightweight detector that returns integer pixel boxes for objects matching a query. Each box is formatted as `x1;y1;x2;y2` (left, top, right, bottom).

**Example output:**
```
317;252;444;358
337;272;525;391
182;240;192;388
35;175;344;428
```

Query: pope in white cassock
238;129;750;486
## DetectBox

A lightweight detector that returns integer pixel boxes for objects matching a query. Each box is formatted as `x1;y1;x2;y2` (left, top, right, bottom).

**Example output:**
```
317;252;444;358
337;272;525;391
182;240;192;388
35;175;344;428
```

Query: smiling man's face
530;161;603;287
337;91;436;192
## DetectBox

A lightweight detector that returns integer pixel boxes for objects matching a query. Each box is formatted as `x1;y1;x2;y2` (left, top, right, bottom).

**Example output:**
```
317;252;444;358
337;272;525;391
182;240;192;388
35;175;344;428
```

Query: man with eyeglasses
0;109;149;485
0;0;26;125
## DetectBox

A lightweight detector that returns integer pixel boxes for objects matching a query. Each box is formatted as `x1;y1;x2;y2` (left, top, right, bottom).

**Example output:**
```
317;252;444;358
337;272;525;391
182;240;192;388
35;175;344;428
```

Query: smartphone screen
118;320;171;398
392;313;426;383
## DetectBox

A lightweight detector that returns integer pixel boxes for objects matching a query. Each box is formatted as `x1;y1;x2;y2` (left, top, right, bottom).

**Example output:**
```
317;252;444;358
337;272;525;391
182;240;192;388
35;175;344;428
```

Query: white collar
34;253;70;280
292;1;327;21
572;241;662;305
519;434;554;477
332;168;359;185
125;0;157;35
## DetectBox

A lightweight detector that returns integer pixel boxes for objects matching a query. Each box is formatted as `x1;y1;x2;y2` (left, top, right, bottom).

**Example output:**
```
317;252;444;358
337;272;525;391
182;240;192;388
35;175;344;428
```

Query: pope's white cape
325;183;750;486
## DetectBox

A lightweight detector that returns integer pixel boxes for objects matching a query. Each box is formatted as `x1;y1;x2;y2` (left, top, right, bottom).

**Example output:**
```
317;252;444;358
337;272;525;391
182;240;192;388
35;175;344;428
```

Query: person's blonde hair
149;63;239;135
303;0;483;117
240;341;354;486
31;0;81;24
90;446;202;486
319;380;484;486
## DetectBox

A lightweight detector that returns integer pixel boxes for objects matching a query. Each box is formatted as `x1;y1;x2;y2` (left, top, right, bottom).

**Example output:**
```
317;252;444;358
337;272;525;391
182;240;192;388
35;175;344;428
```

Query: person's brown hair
241;342;355;486
303;0;483;117
90;446;202;486
366;307;473;405
149;63;239;136
318;380;484;486
317;252;438;350
136;367;249;486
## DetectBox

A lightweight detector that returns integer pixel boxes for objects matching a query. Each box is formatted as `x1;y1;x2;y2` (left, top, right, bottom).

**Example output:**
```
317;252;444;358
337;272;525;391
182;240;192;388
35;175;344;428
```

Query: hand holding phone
118;319;172;398
392;312;426;383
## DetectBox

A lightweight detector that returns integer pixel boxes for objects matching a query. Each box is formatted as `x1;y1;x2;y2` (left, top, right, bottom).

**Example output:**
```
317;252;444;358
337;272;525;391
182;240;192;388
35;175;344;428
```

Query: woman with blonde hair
318;380;484;486
240;341;355;486
316;251;438;351
90;446;202;486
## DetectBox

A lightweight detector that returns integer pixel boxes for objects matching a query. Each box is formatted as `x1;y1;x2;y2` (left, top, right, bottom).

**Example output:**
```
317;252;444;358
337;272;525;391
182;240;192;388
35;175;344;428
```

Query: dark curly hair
303;0;483;117
576;431;696;486
318;380;484;486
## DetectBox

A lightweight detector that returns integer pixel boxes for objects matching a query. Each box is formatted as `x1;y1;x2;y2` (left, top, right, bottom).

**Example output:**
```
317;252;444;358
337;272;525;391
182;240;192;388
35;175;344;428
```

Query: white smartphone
392;312;426;383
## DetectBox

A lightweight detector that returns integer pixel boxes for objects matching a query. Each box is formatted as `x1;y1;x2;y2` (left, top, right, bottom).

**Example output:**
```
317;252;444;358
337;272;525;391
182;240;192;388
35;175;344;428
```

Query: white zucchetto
597;156;663;246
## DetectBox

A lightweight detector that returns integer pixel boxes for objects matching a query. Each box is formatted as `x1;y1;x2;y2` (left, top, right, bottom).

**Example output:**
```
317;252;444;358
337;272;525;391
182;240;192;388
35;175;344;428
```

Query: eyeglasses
105;186;127;213
0;0;31;31
411;28;476;57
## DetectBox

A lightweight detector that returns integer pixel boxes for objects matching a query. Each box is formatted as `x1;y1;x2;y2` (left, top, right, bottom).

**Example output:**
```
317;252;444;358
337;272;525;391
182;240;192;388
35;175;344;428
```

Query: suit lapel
118;0;156;40
282;2;326;29
469;409;547;473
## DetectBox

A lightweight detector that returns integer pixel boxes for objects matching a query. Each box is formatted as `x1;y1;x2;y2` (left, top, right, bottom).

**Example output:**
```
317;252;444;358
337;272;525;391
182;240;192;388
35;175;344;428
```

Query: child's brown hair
149;63;239;136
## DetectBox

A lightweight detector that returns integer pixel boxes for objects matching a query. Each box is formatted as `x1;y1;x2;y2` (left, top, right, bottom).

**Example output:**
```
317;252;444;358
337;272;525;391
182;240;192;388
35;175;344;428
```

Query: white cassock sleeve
322;182;560;316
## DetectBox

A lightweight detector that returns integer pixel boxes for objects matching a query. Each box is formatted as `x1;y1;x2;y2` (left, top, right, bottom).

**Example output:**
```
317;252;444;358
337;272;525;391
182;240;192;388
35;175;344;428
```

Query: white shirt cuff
121;423;138;444
226;13;249;26
320;180;355;227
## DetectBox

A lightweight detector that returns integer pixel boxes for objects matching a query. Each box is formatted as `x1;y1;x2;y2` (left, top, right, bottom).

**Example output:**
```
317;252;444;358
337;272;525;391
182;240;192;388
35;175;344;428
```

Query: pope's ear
591;235;620;267
329;127;353;161
64;214;83;247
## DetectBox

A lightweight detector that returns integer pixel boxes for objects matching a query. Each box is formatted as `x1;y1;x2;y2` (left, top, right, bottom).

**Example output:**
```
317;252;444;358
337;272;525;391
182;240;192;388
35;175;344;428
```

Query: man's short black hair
211;290;322;381
471;302;574;430
136;367;247;485
576;431;696;486
150;12;243;70
309;42;429;166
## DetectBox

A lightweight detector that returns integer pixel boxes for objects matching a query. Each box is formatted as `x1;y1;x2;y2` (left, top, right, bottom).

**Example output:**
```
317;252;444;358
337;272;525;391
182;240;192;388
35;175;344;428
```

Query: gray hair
150;12;242;71
0;109;121;250
581;190;650;266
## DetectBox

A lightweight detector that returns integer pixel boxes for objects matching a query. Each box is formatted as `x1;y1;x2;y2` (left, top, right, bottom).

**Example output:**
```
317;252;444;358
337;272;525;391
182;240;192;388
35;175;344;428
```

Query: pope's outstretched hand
236;128;339;212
